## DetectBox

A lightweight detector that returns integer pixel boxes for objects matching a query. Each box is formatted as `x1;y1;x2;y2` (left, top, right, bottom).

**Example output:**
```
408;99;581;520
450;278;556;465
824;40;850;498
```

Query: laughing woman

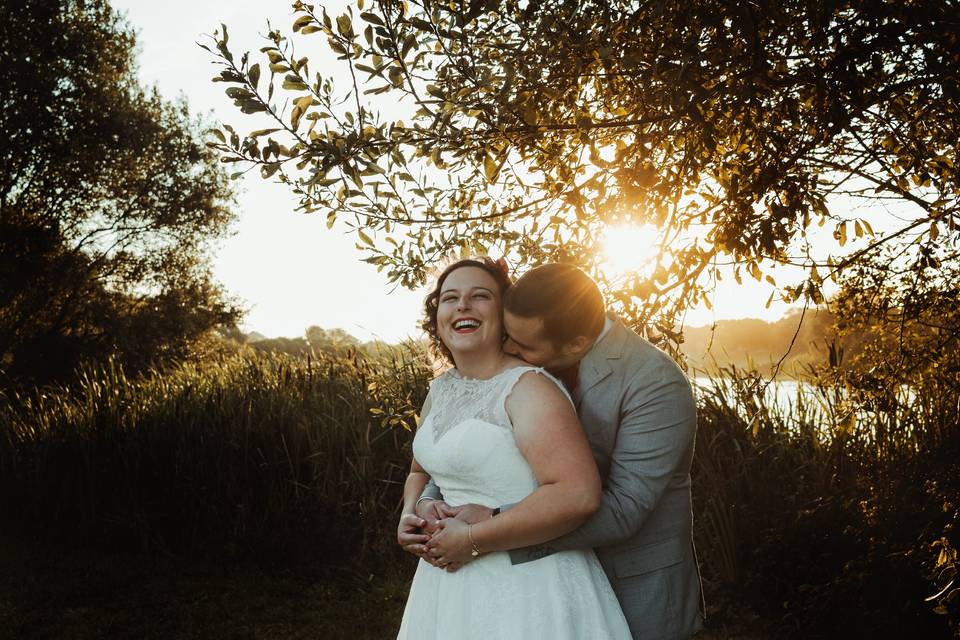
394;257;630;640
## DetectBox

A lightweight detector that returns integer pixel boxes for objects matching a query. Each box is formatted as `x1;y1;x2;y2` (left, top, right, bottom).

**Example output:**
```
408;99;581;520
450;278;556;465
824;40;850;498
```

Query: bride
396;257;631;639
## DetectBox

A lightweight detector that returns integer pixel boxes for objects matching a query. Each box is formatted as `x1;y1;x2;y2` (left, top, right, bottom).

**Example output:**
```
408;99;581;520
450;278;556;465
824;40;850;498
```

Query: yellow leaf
483;153;500;183
358;229;375;246
294;95;314;110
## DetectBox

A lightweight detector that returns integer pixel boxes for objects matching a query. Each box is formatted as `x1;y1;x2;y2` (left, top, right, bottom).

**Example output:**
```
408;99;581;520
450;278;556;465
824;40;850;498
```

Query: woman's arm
426;371;601;564
397;392;434;556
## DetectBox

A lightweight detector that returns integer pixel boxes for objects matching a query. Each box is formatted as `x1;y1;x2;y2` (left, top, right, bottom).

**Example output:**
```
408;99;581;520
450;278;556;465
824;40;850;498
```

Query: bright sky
113;0;822;342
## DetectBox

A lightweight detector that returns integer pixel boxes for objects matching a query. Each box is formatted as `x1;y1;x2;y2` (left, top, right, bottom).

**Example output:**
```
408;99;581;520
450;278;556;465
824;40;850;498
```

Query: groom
403;263;704;639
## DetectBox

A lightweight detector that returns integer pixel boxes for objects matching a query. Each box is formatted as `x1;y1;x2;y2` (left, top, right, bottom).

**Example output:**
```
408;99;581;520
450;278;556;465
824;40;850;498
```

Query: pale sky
113;0;839;342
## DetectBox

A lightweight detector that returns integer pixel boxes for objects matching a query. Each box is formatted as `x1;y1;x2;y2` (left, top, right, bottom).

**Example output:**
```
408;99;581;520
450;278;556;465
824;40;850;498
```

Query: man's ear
560;335;592;357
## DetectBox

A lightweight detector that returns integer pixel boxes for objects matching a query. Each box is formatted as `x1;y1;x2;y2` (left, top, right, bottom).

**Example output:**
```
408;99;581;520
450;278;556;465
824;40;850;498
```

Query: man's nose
503;339;518;355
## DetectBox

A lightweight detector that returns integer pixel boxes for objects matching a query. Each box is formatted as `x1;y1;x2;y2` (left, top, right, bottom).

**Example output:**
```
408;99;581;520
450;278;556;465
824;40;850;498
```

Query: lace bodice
423;366;533;442
412;365;569;508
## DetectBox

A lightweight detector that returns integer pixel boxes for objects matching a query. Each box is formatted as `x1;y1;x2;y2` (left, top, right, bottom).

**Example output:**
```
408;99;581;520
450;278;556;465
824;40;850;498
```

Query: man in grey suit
404;263;704;639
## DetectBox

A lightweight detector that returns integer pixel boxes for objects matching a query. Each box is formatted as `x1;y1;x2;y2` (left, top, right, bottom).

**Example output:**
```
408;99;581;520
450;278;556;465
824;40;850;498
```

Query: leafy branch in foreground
205;0;959;343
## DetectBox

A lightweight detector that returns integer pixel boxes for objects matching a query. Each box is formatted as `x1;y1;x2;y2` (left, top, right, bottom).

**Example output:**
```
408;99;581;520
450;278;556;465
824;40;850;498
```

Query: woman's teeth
453;319;481;332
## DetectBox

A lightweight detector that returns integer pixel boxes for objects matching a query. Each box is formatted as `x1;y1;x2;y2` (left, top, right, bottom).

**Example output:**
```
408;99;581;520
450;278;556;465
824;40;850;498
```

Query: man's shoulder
601;322;690;394
610;321;682;367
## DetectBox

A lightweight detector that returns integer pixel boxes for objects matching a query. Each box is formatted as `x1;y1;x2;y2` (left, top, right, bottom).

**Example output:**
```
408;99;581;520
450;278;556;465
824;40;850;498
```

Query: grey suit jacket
421;316;704;639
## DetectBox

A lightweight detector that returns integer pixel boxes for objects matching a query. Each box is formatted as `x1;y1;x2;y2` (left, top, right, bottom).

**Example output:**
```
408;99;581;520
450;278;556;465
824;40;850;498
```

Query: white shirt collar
596;315;614;344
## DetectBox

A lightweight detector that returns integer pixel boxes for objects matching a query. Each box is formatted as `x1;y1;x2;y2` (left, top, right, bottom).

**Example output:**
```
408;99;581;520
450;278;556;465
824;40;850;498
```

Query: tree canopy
208;0;958;361
1;0;241;385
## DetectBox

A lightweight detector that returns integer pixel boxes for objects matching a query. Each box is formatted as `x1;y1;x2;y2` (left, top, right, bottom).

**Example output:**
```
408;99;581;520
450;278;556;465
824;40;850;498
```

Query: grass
0;531;775;640
0;531;413;640
1;346;957;637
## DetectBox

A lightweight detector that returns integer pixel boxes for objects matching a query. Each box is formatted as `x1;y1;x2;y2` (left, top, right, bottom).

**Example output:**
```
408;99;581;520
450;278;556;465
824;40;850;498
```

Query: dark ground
0;530;775;639
0;533;411;640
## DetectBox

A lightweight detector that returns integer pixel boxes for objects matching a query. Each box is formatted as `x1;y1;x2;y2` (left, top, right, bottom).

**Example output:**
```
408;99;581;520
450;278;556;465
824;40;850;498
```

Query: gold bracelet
468;524;482;557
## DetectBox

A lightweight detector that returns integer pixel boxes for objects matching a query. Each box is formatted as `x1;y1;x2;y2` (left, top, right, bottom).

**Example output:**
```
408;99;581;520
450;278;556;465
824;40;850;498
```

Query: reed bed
692;365;959;636
0;347;430;568
0;350;956;636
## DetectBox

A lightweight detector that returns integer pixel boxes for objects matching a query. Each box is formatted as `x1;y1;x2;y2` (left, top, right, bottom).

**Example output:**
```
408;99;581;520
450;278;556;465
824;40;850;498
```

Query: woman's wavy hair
420;257;512;365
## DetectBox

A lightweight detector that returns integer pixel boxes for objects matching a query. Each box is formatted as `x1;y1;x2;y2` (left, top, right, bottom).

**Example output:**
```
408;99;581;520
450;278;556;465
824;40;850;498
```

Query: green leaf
293;14;314;32
261;163;281;178
358;229;375;246
282;75;309;91
387;66;404;88
336;14;354;37
247;63;261;89
239;100;267;114
360;11;384;26
401;33;417;60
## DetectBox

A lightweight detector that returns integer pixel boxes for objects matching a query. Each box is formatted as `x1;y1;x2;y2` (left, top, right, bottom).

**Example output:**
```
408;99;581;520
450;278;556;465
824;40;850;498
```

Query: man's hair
504;263;605;347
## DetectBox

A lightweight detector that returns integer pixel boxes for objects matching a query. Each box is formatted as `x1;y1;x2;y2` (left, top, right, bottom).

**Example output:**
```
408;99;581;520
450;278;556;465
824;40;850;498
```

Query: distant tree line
226;325;412;359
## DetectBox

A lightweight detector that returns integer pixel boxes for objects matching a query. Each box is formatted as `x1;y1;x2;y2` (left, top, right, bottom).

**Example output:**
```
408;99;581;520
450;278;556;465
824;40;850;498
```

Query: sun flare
599;224;662;276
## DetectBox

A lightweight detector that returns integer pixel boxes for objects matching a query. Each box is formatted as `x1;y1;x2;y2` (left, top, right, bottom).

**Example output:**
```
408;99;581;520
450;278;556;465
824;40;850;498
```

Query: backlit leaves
206;0;960;338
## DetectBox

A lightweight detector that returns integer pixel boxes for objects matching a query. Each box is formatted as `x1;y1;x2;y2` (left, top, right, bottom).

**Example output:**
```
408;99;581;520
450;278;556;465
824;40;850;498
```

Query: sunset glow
599;223;662;276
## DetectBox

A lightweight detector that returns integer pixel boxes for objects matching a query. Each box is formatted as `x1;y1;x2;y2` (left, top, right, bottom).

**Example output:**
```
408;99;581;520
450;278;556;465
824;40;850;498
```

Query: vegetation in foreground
1;345;957;638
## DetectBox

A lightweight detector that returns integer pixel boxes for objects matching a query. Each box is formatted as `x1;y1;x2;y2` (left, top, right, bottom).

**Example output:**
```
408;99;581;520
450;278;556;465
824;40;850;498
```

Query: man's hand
397;513;431;559
440;502;495;524
415;499;451;534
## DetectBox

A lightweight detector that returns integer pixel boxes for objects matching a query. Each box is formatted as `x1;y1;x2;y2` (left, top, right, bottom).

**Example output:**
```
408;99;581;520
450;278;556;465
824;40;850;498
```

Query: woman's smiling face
436;266;504;360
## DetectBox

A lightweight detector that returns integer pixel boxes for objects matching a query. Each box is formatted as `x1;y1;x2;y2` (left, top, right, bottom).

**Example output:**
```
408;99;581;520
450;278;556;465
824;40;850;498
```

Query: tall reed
691;364;959;636
0;346;430;568
1;347;956;635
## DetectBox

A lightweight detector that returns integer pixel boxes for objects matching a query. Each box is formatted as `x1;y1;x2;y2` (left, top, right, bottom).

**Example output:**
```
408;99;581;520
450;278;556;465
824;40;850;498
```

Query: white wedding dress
397;366;631;639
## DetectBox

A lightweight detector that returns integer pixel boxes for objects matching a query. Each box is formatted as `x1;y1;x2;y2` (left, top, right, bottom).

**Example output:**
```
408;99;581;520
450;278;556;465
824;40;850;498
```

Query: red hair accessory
495;257;512;283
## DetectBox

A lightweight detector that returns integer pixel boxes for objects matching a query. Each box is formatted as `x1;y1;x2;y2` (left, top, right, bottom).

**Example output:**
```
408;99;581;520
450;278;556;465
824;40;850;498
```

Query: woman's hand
425;518;474;568
397;513;431;559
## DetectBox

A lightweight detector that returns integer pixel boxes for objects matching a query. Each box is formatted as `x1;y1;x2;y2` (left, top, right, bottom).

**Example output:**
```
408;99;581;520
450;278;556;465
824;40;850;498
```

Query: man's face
503;311;569;370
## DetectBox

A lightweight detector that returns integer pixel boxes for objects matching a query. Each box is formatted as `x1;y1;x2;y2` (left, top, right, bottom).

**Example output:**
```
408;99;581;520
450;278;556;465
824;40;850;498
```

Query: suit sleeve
510;360;697;563
419;478;443;503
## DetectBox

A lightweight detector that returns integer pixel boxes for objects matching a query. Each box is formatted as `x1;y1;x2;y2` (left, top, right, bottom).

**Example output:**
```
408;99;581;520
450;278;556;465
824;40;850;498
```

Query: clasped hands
397;500;493;572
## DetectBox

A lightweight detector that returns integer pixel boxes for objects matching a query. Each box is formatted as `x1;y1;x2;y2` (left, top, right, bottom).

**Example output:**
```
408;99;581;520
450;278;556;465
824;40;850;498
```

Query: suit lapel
573;314;628;408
